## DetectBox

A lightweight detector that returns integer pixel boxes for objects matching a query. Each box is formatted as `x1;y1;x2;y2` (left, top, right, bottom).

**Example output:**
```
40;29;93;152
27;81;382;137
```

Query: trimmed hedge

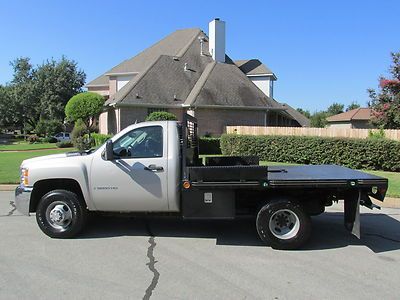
199;137;221;155
220;134;400;172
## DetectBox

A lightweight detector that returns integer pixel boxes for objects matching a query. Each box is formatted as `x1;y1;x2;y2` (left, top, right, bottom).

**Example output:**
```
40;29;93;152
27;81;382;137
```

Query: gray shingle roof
106;30;213;106
86;74;109;87
106;31;281;110
105;28;202;75
97;27;283;112
281;103;311;127
235;59;276;78
186;62;282;109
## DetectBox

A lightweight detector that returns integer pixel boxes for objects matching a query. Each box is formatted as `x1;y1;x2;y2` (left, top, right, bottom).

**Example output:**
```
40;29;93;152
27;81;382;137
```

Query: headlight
21;168;29;186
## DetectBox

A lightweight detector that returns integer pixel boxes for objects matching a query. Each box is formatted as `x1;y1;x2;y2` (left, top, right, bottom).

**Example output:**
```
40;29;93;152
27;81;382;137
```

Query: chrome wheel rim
45;201;73;231
269;209;300;240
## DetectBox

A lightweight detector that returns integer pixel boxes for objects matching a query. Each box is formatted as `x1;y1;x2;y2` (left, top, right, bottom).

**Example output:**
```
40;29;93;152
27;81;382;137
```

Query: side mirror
104;140;114;161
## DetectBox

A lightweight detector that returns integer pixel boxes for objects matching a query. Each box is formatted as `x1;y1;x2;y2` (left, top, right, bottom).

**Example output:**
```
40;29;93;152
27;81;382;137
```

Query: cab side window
113;126;163;158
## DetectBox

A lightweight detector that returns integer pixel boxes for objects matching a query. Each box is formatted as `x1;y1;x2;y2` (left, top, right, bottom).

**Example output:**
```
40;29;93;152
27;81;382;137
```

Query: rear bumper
15;185;32;216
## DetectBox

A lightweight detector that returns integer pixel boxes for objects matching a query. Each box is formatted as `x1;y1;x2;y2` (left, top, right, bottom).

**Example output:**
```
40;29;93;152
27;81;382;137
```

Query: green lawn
0;142;58;151
0;149;75;184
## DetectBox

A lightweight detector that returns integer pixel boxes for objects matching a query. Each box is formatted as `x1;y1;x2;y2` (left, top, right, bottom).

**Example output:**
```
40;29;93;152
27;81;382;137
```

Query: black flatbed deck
188;164;387;191
267;165;387;187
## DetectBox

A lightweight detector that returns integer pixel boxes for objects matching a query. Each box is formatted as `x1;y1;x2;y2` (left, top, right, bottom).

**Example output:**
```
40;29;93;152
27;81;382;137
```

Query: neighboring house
326;108;374;129
87;19;308;135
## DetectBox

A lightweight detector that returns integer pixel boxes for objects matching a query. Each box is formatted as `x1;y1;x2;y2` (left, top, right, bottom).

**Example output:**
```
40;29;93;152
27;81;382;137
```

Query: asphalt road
1;191;400;299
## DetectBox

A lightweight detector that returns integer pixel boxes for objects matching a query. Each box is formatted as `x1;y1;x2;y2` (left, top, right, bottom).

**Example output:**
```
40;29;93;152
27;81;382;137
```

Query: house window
147;108;168;115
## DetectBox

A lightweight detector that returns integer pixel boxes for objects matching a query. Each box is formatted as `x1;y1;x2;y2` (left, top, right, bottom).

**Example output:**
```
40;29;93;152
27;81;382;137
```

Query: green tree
0;85;19;130
326;102;344;116
35;57;86;121
310;111;329;128
296;108;311;119
346;101;361;111
8;58;38;131
65;92;105;130
369;51;400;129
145;111;177;121
5;57;86;133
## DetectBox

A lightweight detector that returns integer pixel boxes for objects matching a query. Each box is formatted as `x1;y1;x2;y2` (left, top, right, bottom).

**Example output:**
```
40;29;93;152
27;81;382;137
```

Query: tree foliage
326;102;344;115
35;119;64;137
0;85;18;129
369;52;400;129
0;57;85;132
65;92;105;129
145;111;177;121
346;101;361;111
296;108;311;119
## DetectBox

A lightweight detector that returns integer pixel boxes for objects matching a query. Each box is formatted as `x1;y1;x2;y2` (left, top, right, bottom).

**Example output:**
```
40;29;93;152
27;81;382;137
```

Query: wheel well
30;179;86;213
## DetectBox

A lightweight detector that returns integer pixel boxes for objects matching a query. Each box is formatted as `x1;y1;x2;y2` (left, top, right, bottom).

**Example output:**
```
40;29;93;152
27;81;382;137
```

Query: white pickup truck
15;115;388;249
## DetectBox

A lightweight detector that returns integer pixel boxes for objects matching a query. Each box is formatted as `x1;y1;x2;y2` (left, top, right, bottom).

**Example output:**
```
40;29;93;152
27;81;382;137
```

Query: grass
362;170;400;198
0;142;58;151
0;149;75;184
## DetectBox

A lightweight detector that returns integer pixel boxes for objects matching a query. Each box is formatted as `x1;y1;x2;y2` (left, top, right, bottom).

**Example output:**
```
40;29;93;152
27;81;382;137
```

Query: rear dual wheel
256;199;311;250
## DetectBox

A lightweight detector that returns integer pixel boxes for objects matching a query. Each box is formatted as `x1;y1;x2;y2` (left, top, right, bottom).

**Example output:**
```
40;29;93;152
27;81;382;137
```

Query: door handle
144;164;164;172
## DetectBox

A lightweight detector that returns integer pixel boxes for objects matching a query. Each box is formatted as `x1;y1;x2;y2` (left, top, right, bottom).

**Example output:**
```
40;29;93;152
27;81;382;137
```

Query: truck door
90;124;169;212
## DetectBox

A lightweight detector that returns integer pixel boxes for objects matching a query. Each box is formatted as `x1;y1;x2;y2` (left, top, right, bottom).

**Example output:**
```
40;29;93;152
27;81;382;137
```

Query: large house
87;19;308;135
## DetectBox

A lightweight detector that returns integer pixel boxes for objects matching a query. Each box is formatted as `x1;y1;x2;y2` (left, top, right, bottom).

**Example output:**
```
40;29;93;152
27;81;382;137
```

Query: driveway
1;191;400;299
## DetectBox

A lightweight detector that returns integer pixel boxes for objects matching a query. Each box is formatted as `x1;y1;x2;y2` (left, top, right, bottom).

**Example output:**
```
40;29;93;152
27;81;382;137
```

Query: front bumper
15;185;33;216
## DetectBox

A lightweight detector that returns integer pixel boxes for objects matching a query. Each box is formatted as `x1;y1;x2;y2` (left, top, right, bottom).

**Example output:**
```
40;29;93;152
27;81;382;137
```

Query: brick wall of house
87;86;109;97
119;107;148;131
194;108;266;136
168;108;184;121
109;76;117;97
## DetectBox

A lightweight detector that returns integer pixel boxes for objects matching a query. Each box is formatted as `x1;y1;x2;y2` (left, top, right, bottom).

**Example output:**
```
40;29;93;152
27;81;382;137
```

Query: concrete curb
0;184;398;208
0;185;18;191
372;197;400;209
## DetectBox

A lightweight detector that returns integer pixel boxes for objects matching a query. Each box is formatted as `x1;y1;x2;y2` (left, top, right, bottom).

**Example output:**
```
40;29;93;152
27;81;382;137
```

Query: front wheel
36;189;87;238
256;199;311;250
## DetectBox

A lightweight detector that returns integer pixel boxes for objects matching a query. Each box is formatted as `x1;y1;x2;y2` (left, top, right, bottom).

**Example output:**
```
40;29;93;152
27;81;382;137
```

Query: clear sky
0;0;398;112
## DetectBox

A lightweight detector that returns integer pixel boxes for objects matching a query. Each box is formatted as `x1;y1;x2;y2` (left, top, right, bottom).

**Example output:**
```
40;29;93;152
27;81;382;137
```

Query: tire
256;199;311;250
36;189;87;238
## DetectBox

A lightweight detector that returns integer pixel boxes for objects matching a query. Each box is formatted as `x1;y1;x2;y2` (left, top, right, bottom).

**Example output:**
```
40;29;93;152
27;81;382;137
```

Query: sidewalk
0;184;398;208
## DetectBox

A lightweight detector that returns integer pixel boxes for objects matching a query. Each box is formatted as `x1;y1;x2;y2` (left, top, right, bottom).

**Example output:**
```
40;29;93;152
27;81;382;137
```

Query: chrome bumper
15;185;33;216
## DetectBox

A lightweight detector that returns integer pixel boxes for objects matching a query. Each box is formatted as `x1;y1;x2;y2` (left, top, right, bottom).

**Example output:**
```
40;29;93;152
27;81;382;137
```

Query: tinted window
113;126;163;158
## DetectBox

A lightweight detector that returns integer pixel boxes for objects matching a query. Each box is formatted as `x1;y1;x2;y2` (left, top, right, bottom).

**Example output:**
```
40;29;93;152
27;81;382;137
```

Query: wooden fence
226;126;400;141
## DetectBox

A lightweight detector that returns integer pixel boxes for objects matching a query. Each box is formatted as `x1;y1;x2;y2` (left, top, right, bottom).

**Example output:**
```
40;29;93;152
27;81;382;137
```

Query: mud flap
344;190;361;239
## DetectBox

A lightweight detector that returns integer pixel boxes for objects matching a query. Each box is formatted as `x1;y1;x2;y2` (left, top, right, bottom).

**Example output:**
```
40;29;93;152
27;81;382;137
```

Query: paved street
1;191;400;299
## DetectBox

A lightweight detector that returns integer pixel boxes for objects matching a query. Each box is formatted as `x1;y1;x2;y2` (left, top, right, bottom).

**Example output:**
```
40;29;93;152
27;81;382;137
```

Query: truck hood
21;152;84;167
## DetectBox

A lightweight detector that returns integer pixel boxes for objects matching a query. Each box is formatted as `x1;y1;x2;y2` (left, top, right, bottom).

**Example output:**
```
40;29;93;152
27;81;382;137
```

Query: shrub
71;119;92;150
42;136;58;143
145;111;177;121
220;134;400;172
92;133;112;147
35;119;64;137
199;137;221;154
27;135;39;144
65;92;105;129
56;141;74;148
368;128;386;140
